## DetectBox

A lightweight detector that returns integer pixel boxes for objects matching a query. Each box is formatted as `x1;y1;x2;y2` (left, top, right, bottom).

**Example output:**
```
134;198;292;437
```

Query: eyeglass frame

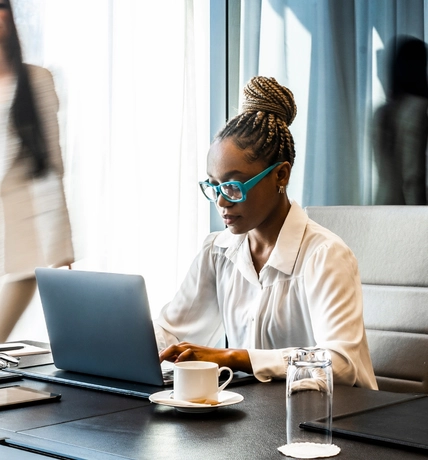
199;162;283;203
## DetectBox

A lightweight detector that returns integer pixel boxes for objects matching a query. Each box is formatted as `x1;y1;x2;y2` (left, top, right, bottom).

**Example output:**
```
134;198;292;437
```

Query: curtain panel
11;0;210;322
238;0;427;206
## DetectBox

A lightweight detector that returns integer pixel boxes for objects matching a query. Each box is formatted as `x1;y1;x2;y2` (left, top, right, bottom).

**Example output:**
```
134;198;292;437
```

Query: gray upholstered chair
305;206;428;393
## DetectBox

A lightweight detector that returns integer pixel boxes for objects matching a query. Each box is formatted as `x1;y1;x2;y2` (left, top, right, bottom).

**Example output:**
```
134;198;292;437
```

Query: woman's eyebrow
207;169;246;182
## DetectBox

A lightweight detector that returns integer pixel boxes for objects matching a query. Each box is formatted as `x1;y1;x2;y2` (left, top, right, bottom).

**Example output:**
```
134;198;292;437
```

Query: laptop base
9;364;165;398
9;364;256;399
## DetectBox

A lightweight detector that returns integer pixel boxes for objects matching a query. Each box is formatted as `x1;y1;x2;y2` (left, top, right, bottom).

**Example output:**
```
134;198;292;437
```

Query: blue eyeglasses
199;162;282;203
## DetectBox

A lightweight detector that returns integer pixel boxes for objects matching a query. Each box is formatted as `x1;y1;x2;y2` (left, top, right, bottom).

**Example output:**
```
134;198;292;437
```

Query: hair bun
241;76;297;126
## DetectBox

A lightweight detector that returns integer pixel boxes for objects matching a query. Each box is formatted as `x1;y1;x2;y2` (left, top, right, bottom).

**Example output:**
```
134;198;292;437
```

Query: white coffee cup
173;361;234;403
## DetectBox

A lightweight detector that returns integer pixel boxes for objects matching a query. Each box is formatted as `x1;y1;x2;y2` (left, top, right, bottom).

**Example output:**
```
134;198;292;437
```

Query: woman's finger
159;344;182;362
175;347;195;362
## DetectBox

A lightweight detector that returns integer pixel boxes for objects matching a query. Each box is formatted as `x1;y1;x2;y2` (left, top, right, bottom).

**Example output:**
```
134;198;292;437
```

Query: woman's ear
277;162;291;187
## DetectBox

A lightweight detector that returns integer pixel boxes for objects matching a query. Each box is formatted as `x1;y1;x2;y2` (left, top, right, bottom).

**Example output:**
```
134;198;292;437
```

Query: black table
0;376;427;459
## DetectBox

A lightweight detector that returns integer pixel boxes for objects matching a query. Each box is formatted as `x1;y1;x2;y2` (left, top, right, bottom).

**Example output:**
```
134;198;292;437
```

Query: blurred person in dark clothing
373;36;428;205
0;0;74;341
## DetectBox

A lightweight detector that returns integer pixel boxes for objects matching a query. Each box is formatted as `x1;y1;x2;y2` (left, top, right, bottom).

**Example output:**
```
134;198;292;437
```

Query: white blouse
155;201;378;389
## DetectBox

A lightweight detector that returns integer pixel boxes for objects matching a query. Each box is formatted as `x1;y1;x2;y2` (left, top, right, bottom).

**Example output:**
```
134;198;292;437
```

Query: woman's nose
217;193;233;208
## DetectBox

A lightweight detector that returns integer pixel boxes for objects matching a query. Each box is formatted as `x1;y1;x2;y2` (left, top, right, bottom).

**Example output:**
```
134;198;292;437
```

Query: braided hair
214;76;297;167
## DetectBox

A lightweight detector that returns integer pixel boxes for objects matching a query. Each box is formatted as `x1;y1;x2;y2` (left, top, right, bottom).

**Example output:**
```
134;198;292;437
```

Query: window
10;0;210;340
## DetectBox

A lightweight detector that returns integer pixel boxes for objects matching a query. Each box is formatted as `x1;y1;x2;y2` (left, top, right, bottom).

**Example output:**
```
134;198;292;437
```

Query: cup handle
218;366;234;393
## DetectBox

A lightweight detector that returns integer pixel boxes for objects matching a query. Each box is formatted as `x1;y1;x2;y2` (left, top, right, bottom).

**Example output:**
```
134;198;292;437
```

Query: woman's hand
159;342;253;374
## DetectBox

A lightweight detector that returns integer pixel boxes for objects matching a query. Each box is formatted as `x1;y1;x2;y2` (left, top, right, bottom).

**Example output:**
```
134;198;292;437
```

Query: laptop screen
35;268;165;386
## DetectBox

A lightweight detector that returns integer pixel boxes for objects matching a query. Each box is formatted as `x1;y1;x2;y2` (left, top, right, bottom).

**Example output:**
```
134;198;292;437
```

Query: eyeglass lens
202;183;243;202
201;185;216;201
221;184;242;201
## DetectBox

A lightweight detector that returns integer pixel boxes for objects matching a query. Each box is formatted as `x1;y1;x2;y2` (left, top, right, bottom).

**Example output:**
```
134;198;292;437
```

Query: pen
0;345;25;352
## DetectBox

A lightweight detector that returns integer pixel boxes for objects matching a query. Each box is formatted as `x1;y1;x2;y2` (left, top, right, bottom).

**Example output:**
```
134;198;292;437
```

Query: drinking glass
280;347;340;459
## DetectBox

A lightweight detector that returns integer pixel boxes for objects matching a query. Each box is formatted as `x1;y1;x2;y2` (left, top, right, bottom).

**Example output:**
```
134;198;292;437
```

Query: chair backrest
305;206;428;393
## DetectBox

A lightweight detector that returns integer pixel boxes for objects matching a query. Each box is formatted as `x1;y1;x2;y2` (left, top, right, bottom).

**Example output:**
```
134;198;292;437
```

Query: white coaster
278;442;341;459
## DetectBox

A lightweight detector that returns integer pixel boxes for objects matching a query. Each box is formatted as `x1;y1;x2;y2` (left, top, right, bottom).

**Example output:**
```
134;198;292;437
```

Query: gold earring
278;185;285;194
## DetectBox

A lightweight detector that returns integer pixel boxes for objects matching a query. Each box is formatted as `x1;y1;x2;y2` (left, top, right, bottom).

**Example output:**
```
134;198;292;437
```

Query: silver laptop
35;268;171;387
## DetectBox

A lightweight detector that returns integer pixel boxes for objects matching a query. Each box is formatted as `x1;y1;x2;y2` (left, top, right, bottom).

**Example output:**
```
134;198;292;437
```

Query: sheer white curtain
239;0;427;206
10;0;210;341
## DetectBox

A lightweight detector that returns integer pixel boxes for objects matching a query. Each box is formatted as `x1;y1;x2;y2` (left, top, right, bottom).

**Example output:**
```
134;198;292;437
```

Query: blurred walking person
373;35;428;205
0;0;74;341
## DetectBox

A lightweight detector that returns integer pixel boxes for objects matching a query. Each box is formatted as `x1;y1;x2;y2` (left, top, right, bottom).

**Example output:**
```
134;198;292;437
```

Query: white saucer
149;390;244;413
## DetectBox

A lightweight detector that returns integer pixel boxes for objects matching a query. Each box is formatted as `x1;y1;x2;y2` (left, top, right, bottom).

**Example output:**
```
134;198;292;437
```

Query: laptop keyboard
162;367;174;384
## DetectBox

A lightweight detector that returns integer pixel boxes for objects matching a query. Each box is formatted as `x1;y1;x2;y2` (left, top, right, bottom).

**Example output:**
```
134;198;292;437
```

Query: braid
215;76;297;166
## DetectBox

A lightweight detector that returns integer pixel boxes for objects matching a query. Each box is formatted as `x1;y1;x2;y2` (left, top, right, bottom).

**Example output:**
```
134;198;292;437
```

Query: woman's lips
222;214;239;226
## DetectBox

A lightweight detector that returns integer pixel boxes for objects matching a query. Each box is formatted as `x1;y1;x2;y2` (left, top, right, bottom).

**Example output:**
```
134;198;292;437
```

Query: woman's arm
304;241;377;389
154;233;225;349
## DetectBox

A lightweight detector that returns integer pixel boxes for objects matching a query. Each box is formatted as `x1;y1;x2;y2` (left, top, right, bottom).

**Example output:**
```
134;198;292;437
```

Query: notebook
35;268;172;387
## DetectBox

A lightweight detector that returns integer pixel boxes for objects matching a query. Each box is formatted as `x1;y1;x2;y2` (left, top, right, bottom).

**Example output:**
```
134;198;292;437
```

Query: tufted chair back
305;206;428;393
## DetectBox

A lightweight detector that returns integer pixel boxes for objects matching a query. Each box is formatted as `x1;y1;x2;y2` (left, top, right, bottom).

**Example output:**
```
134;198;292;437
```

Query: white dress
0;65;74;281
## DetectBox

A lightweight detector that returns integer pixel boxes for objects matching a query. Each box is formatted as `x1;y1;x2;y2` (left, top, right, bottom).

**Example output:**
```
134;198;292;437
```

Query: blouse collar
214;201;308;275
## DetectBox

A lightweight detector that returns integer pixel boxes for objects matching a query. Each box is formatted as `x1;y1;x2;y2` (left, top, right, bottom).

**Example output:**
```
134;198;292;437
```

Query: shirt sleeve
247;348;291;382
154;232;225;350
303;241;376;388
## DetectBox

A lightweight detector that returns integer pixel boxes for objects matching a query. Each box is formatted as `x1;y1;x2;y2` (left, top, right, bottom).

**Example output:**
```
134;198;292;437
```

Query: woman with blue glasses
156;76;377;390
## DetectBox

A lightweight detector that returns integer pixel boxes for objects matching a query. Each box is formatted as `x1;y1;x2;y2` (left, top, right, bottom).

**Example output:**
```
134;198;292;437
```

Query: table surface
0;373;428;460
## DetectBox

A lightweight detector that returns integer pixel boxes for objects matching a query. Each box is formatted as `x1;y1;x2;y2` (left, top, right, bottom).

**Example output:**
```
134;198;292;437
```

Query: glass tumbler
282;347;340;459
